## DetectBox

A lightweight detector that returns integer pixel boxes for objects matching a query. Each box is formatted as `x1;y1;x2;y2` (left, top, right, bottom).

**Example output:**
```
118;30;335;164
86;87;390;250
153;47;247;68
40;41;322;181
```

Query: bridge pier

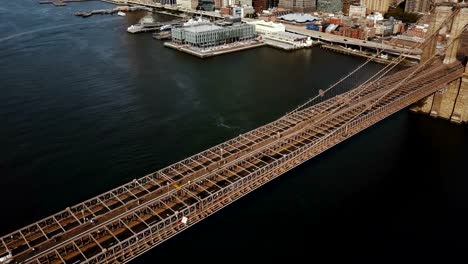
411;2;468;123
451;64;468;123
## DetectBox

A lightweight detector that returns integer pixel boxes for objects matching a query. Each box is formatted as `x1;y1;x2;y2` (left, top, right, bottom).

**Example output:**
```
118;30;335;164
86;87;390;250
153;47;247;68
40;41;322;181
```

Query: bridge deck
1;60;464;264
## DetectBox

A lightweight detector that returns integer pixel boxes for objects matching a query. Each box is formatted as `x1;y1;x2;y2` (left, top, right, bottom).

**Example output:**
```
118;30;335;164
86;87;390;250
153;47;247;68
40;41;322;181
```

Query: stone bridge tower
411;0;468;123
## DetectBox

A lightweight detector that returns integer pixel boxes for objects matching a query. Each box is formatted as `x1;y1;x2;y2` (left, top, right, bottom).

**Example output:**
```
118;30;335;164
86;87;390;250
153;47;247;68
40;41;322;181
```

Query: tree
384;7;421;24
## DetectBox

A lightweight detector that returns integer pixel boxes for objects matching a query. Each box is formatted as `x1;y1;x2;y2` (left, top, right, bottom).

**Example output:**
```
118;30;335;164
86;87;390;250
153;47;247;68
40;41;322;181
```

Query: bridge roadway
0;60;464;264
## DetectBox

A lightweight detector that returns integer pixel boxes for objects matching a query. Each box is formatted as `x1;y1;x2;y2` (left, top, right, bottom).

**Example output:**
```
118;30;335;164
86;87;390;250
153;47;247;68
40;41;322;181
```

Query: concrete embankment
320;44;417;65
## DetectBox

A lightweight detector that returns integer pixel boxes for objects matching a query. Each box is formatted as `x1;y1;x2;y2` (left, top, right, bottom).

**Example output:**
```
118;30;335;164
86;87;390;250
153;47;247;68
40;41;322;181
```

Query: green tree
384;7;421;23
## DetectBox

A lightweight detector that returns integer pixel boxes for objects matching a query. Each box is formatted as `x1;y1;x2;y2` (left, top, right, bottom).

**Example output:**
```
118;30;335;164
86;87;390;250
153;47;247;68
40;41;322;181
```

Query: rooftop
247;20;285;28
274;31;308;40
183;24;223;33
280;13;319;23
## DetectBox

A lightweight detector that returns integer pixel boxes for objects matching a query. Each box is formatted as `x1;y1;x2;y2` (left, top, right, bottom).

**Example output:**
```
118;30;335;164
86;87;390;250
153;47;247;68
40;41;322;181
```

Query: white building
242;6;255;16
367;12;384;22
177;0;192;9
349;5;366;18
238;0;252;6
247;20;286;35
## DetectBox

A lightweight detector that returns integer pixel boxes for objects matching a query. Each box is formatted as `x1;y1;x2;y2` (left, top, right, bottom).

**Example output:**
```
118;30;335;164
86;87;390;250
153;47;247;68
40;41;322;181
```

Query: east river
0;1;467;262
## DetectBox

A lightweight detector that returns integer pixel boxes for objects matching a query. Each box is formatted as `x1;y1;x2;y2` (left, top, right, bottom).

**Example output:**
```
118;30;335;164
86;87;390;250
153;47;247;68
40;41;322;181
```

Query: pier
126;0;224;20
284;24;422;59
164;41;266;58
39;0;95;6
74;5;152;17
320;44;418;65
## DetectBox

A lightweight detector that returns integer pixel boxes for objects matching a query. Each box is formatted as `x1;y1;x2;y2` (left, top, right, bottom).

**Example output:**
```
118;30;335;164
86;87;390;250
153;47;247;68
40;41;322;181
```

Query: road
284;24;422;55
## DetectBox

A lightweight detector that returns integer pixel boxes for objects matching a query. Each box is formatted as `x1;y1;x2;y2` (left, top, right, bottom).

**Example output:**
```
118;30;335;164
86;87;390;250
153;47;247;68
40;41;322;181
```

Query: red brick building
334;26;366;40
252;0;268;13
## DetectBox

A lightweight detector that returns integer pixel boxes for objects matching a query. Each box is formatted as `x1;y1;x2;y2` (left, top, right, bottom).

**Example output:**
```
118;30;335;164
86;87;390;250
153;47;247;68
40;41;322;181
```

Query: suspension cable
287;4;444;115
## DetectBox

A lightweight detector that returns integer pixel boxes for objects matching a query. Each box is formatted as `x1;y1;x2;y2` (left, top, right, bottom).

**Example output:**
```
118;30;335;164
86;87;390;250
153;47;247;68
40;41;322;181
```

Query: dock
164;41;266;58
127;20;184;34
126;0;224;19
320;44;417;65
74;5;152;18
39;0;92;6
153;10;186;18
283;24;422;57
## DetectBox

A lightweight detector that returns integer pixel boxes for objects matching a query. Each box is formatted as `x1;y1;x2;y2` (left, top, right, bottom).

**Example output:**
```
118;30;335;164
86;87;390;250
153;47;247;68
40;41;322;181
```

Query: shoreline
320;44;418;65
39;0;422;63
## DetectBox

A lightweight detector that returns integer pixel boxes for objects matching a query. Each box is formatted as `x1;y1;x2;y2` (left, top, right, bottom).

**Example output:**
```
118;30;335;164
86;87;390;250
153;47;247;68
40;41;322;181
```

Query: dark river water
1;1;467;262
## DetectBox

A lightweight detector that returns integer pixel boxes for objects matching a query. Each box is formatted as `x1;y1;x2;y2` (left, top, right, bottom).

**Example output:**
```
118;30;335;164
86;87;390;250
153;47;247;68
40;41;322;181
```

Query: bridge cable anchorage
287;4;459;116
285;6;462;129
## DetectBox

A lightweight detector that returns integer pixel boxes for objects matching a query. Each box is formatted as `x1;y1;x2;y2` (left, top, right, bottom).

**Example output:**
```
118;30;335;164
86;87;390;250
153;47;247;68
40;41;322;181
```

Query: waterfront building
247;20;286;34
263;31;312;49
316;0;343;13
278;0;316;13
171;23;256;48
405;0;431;13
362;0;392;14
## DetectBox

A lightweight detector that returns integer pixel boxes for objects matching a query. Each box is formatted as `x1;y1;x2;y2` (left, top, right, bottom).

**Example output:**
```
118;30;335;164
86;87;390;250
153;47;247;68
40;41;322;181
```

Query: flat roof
280;13;319;23
275;31;307;40
183;24;223;33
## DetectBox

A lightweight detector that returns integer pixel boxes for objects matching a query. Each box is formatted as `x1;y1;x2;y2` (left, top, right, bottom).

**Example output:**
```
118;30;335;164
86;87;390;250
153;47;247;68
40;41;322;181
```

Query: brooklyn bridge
1;1;467;264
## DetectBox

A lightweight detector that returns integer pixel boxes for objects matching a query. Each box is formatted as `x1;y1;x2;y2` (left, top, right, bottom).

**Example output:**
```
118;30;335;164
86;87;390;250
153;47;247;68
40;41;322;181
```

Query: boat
127;15;159;33
153;31;172;40
127;24;144;33
117;11;126;17
160;24;173;31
